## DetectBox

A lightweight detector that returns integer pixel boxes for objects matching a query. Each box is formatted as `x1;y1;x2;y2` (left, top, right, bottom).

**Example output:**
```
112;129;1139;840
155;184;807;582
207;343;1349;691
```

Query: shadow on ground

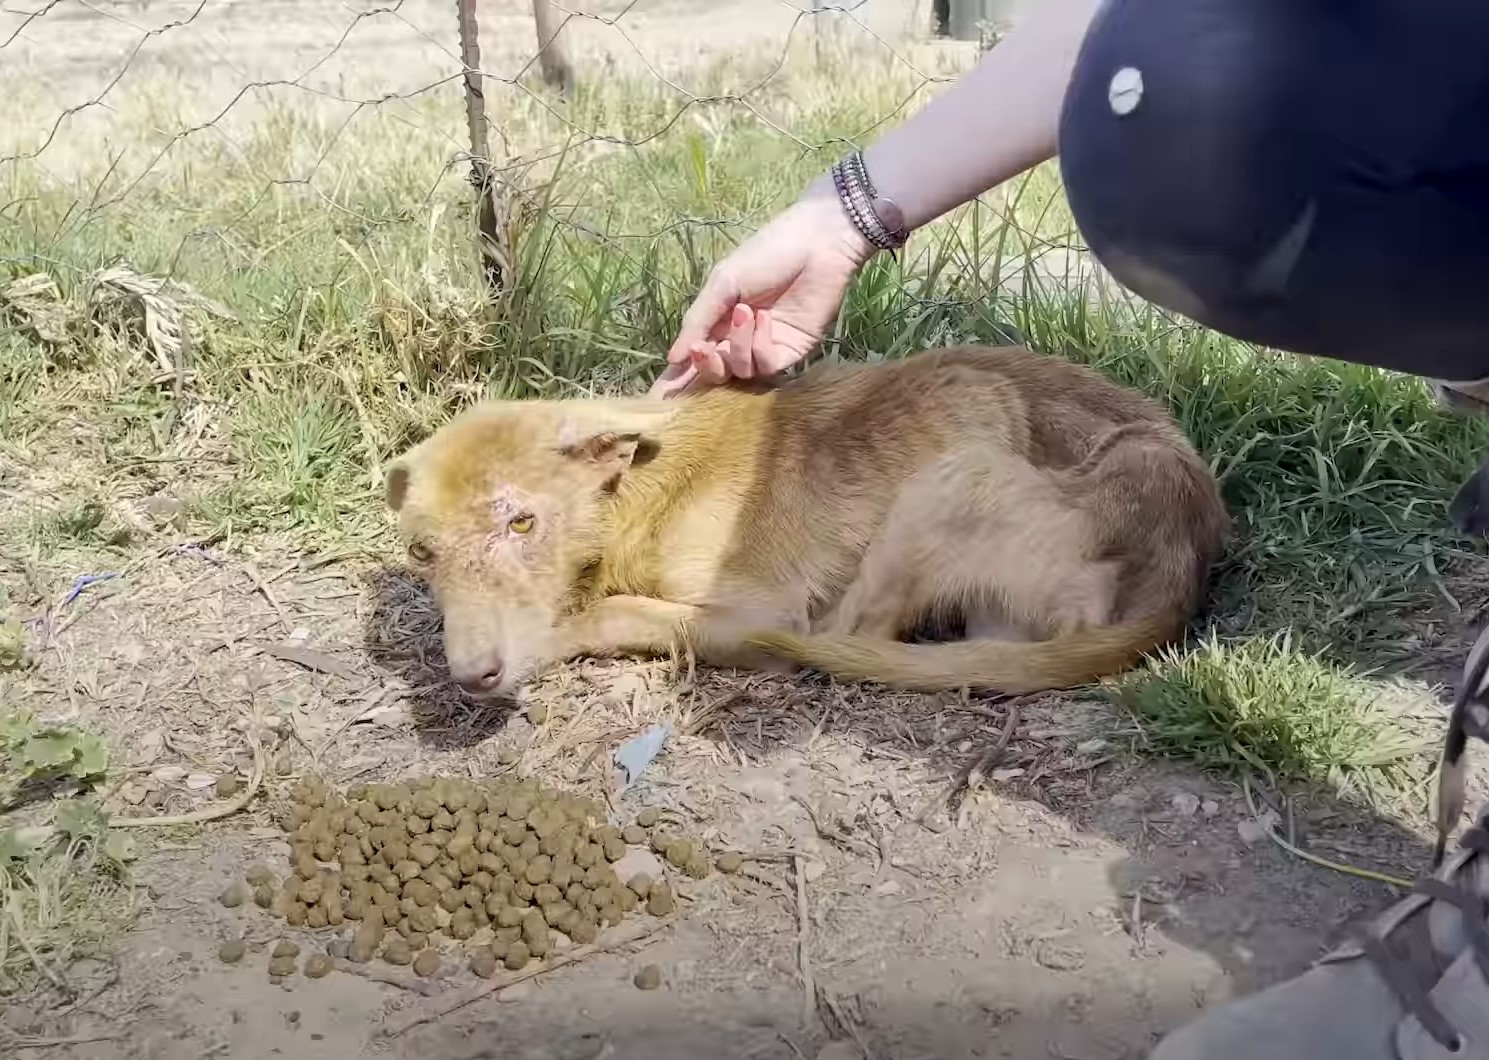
358;557;1453;1028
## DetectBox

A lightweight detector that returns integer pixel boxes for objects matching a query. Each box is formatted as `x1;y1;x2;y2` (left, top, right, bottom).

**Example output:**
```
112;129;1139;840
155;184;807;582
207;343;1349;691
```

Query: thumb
668;271;740;365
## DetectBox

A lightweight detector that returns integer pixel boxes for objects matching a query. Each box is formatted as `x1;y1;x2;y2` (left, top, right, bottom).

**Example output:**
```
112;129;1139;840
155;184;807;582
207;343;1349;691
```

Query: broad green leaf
55;799;108;840
22;731;78;769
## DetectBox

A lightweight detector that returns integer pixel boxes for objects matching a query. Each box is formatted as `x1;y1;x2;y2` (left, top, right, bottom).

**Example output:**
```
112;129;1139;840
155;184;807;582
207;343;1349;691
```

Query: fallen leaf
355;703;405;728
1237;811;1279;847
990;767;1024;782
610;847;665;883
261;644;359;681
185;773;216;790
151;765;188;783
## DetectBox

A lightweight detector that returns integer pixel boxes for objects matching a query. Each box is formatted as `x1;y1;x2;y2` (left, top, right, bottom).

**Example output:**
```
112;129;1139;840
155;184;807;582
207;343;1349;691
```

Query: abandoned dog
384;344;1230;700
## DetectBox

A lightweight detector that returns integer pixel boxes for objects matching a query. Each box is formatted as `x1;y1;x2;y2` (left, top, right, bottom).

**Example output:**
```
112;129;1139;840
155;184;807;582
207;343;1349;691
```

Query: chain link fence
0;0;1102;518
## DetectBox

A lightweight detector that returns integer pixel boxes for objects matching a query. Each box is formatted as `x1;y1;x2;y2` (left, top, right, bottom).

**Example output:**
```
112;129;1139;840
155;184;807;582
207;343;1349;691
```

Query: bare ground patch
0;499;1461;1059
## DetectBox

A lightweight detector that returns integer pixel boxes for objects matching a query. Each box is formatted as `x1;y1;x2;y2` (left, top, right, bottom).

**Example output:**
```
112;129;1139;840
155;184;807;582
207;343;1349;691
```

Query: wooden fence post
454;0;509;301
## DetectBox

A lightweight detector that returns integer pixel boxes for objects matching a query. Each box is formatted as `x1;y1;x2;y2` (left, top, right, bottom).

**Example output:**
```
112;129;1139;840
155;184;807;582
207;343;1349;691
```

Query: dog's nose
454;663;504;696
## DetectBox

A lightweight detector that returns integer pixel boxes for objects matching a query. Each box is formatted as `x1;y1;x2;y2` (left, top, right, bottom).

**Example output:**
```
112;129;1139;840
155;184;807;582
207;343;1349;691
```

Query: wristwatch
830;150;910;253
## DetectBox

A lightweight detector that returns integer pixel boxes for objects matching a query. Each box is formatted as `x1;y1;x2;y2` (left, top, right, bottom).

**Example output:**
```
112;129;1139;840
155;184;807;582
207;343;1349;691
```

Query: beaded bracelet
829;150;909;253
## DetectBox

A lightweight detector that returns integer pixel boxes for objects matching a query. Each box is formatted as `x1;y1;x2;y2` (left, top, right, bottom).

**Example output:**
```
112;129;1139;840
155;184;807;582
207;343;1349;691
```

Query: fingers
722;304;756;379
667;268;739;366
652;305;803;399
648;359;699;400
689;340;730;386
751;309;796;377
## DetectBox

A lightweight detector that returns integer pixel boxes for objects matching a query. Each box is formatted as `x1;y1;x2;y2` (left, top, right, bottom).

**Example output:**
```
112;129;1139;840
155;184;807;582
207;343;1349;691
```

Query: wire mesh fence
5;3;1486;722
0;0;1109;518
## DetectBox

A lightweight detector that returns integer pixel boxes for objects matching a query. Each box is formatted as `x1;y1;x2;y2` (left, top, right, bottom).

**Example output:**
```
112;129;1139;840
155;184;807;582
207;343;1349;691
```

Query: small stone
219;883;248;908
218;940;247;964
647;887;675;917
1201;799;1220;818
412;949;441;977
635;807;660;828
268;955;298;977
1171;793;1201;818
1034;940;1086;972
272;940;301;959
382;941;413;966
304;954;334;978
527;703;549;725
216;774;242;798
245;863;276;887
469;950;498;978
716;852;743;874
632;963;663;990
621;824;647;845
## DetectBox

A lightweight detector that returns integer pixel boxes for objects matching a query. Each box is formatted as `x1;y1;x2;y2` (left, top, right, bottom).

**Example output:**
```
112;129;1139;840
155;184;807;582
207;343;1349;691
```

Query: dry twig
383;915;677;1036
794;854;815;1028
113;715;266;830
334;960;443;995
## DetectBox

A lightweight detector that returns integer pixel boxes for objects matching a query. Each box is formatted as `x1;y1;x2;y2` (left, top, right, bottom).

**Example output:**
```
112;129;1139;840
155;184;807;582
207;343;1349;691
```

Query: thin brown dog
384;345;1229;699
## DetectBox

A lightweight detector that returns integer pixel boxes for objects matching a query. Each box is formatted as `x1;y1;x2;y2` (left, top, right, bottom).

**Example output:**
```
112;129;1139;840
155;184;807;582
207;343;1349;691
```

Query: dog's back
738;345;1229;691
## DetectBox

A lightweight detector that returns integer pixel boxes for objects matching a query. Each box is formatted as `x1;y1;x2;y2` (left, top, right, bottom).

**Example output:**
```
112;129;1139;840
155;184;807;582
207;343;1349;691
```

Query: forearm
807;0;1103;232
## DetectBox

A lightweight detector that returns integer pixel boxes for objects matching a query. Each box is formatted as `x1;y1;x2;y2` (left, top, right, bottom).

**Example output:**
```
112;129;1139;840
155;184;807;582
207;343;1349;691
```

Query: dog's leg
559;593;807;673
558;595;700;659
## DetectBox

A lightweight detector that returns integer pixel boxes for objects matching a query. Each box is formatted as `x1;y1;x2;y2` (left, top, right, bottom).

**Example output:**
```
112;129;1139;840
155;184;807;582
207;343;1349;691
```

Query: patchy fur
384;345;1230;699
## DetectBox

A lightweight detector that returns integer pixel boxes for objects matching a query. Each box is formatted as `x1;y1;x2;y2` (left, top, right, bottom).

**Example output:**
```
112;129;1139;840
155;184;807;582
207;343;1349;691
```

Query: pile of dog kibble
216;773;742;983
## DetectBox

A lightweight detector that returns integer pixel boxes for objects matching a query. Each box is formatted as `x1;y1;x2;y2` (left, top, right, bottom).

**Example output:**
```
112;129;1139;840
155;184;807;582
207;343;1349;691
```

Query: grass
1108;631;1443;813
2;19;1487;860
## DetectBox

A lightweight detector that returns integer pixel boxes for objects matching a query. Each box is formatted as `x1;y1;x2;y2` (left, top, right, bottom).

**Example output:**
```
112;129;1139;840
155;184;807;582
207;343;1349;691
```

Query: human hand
649;191;876;399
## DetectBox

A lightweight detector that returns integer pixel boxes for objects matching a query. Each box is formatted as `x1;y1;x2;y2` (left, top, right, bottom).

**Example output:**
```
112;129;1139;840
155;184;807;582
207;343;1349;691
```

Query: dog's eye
408;542;434;563
509;514;535;535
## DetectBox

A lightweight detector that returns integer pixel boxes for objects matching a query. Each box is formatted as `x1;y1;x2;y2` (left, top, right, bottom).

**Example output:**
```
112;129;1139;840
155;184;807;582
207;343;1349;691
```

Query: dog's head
384;400;669;699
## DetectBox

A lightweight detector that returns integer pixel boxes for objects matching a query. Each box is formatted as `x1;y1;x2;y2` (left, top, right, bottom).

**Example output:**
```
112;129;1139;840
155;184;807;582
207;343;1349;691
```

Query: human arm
652;0;1104;397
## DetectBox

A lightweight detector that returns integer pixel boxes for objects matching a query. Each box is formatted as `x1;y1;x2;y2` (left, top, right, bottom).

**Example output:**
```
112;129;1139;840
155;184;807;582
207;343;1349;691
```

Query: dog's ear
384;460;413;512
559;429;645;477
1450;452;1489;537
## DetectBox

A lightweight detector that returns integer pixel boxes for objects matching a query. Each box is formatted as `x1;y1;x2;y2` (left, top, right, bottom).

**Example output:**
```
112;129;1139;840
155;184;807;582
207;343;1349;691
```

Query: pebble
218;940;247;964
633;963;663;990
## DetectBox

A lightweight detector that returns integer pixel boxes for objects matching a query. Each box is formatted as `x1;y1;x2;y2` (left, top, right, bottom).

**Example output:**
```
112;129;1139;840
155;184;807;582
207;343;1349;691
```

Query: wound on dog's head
384;462;412;512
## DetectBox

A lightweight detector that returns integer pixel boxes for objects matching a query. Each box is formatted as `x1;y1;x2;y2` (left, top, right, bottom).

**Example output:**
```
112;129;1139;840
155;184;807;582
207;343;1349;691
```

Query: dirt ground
0;1;1472;1059
0;474;1450;1060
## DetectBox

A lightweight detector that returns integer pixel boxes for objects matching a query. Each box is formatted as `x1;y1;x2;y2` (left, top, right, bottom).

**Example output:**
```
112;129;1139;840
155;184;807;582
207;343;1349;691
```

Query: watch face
872;195;906;238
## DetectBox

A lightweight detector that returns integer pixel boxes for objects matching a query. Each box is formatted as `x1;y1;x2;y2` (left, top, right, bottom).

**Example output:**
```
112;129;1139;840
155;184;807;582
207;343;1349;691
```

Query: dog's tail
744;613;1178;694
